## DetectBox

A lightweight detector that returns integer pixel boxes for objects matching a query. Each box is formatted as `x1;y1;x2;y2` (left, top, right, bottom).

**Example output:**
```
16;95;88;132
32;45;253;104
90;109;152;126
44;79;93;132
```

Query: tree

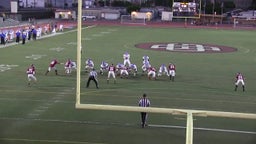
126;5;140;14
249;0;256;10
154;0;172;7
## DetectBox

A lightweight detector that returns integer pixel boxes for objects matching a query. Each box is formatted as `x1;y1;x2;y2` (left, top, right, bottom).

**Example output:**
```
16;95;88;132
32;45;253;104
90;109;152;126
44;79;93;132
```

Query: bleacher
0;18;29;28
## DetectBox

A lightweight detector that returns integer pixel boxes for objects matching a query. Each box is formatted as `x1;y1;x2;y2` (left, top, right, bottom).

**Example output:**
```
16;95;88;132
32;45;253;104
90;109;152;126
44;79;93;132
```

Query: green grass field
0;24;255;144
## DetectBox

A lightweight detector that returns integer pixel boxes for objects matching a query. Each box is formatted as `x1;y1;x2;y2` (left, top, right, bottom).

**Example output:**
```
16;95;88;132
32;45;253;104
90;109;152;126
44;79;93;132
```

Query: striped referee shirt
139;98;150;107
89;71;97;77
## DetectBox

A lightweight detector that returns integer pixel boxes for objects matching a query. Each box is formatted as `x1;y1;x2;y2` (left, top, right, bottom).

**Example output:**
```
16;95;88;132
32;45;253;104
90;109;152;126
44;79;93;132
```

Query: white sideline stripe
0;25;97;49
0;117;255;135
0;138;105;144
149;124;256;135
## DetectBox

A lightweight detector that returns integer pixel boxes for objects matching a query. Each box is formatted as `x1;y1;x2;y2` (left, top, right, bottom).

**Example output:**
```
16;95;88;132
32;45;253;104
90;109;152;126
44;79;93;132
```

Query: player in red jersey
45;59;60;75
147;67;156;80
107;63;116;84
168;63;176;81
64;58;72;74
235;72;245;92
26;64;37;86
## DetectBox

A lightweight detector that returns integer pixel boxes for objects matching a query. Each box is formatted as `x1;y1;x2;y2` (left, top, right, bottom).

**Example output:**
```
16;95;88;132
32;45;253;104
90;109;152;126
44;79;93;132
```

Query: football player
107;64;116;84
123;51;131;67
158;64;169;77
168;63;176;81
142;61;151;73
100;61;109;75
45;59;60;75
85;58;94;72
147;67;156;80
27;64;37;86
64;58;72;74
128;63;138;76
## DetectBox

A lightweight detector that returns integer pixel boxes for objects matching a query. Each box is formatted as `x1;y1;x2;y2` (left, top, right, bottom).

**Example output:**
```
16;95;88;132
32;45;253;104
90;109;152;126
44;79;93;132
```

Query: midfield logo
135;43;237;53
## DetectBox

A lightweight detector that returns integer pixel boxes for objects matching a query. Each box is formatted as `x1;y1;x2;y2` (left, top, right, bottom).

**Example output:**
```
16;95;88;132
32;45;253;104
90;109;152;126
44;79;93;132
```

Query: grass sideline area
0;24;256;144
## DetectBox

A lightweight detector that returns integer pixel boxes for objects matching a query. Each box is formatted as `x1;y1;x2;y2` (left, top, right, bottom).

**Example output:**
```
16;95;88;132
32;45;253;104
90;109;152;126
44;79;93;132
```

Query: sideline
0;24;97;49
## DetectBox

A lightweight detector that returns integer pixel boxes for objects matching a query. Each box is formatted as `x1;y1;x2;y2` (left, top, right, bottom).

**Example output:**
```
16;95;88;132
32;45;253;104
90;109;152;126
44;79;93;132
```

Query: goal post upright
186;112;193;144
76;0;82;106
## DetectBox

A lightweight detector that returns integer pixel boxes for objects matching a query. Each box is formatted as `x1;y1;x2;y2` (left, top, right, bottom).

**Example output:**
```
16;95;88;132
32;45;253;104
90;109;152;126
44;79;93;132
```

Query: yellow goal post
75;1;256;144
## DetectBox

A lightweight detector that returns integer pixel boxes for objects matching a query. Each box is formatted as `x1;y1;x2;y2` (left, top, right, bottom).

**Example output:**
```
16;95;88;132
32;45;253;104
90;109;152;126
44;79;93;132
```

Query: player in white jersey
129;63;138;76
158;64;169;77
26;64;37;86
116;63;124;76
120;65;129;78
234;72;245;92
59;24;64;32
85;58;94;72
142;55;150;64
8;30;14;42
100;61;109;75
71;61;76;69
142;61;151;73
123;52;131;66
37;27;42;37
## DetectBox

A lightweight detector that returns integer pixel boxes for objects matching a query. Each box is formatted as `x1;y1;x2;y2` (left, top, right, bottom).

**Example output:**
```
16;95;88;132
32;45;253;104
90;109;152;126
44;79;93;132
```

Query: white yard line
149;124;256;135
27;88;72;119
0;138;105;144
1;117;255;135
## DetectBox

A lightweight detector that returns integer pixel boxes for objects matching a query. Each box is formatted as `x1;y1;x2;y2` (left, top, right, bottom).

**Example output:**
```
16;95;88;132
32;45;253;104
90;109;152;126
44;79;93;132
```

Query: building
0;0;10;10
19;0;45;8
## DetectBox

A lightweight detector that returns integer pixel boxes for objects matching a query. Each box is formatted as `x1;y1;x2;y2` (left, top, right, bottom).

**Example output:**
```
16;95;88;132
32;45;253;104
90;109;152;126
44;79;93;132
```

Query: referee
86;68;99;89
138;93;150;128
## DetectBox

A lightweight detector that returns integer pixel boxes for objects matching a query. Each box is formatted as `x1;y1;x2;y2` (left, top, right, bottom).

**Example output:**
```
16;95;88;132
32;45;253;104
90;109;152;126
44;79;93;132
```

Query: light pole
212;0;215;24
221;2;224;24
203;0;206;25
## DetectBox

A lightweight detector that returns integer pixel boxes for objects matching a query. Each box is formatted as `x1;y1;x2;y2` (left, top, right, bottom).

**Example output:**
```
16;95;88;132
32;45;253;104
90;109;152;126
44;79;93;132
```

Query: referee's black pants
86;76;98;88
140;112;147;127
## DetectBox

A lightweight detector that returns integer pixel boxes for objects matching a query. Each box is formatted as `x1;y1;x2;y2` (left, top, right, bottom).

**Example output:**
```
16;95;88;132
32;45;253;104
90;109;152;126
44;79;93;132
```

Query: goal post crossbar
76;104;256;120
75;103;256;144
76;103;256;144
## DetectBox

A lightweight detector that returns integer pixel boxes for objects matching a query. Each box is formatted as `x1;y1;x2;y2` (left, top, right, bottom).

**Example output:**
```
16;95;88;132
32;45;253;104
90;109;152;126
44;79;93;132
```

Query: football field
0;24;255;144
